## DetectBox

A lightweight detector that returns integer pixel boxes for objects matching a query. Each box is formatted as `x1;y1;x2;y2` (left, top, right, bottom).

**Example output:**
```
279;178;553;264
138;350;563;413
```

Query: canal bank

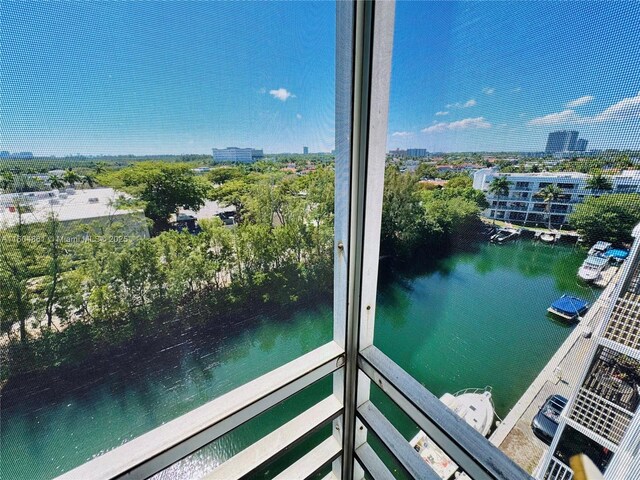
1;239;588;479
490;269;622;473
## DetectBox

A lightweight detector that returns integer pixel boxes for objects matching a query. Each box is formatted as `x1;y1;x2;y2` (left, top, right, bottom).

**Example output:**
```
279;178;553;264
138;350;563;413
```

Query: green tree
103;162;209;234
381;168;426;258
536;185;564;229
488;177;511;225
0;202;35;342
415;163;439;180
81;174;96;189
41;215;65;328
445;175;473;189
48;175;65;190
570;194;640;244
62;169;81;188
208;166;244;185
586;172;613;194
0;171;14;192
94;162;109;174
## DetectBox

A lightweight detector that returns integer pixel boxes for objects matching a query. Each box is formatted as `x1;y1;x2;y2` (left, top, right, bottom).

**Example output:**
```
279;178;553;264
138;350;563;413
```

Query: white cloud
258;87;267;94
296;113;302;120
528;109;580;126
435;111;449;116
392;131;413;137
528;92;640;126
269;88;295;101
566;95;594;108
512;87;522;93
482;87;495;95
590;92;640;122
422;117;491;133
446;99;477;109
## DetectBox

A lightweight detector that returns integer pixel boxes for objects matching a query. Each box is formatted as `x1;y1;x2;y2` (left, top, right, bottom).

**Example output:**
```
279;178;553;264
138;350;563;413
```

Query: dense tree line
0;164;334;384
0;162;487;385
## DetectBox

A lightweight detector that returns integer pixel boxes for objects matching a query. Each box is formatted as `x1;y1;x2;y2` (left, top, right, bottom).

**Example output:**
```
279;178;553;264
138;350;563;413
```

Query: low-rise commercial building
211;147;264;163
0;187;149;237
473;169;640;227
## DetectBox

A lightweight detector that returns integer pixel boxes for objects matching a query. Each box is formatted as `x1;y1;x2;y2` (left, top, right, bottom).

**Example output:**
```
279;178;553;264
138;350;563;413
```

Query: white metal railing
357;345;532;480
544;457;574;480
54;2;541;479
56;342;344;480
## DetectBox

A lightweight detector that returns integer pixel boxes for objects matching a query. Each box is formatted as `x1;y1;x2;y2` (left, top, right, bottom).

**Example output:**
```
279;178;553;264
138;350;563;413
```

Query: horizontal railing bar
206;395;342;479
357;401;440;480
272;436;342;480
359;345;532;480
321;473;339;480
354;442;395;480
57;342;344;480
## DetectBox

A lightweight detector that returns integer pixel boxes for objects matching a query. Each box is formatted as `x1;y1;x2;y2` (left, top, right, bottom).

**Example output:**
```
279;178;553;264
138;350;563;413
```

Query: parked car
531;394;568;444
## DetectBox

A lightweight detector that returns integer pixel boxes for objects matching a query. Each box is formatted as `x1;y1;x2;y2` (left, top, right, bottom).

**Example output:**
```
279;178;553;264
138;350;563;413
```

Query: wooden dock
593;265;618;288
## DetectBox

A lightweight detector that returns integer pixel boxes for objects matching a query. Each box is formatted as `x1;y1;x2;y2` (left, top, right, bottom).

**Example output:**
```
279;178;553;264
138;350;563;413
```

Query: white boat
490;228;520;244
578;255;609;282
588;241;611;257
539;232;557;244
410;388;496;479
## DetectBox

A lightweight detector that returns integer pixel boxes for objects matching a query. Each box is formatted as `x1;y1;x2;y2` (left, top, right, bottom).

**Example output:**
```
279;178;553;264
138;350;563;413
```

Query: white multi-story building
211;147;264;163
473;169;640;227
538;224;640;480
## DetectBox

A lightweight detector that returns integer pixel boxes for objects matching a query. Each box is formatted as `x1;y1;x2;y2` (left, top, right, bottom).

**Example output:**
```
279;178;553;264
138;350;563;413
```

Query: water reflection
1;303;332;479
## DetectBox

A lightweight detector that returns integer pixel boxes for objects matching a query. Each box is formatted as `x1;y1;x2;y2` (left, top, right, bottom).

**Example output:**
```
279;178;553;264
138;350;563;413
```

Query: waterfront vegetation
0;160;488;388
3;155;638;389
569;194;640;244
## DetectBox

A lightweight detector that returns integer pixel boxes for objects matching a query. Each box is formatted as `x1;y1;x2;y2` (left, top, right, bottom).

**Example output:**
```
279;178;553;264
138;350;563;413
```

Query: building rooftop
0;187;138;227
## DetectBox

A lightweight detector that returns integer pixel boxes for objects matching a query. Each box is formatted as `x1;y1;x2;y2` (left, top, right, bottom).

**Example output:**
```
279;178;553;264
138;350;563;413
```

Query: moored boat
605;248;629;266
490;227;521;244
410;387;496;479
578;255;609;282
588;241;612;257
539;231;557;244
547;295;589;321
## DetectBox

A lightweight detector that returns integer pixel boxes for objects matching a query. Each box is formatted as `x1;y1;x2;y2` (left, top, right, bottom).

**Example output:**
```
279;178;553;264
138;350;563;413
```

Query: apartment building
473;169;640;227
538;224;640;479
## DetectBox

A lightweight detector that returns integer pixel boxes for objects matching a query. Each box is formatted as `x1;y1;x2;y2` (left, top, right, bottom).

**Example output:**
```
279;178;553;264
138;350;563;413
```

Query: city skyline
2;2;640;156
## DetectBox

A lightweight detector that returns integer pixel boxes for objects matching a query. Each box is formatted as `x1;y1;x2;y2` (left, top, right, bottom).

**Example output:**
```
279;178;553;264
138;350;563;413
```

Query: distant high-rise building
303;146;309;155
212;147;264;163
406;148;428;157
576;138;588;152
545;131;579;153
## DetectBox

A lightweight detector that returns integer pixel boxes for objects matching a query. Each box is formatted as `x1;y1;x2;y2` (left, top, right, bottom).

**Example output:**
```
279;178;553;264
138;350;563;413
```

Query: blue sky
2;2;640;155
388;1;640;152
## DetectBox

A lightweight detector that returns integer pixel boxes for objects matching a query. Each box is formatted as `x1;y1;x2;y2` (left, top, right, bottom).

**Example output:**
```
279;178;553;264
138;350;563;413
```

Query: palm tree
62;168;81;189
586;172;613;195
488;176;511;225
536;184;563;230
94;162;108;174
81;174;96;189
48;175;65;190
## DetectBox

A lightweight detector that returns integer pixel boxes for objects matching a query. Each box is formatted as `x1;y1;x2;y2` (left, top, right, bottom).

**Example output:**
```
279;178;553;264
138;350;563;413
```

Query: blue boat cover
605;249;629;260
551;295;588;316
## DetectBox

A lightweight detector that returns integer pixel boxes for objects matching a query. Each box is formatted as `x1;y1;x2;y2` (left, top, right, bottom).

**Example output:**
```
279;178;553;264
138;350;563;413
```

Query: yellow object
570;454;605;480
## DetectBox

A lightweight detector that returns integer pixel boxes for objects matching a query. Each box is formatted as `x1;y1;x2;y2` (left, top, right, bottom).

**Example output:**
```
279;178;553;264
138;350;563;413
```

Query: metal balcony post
335;1;395;479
